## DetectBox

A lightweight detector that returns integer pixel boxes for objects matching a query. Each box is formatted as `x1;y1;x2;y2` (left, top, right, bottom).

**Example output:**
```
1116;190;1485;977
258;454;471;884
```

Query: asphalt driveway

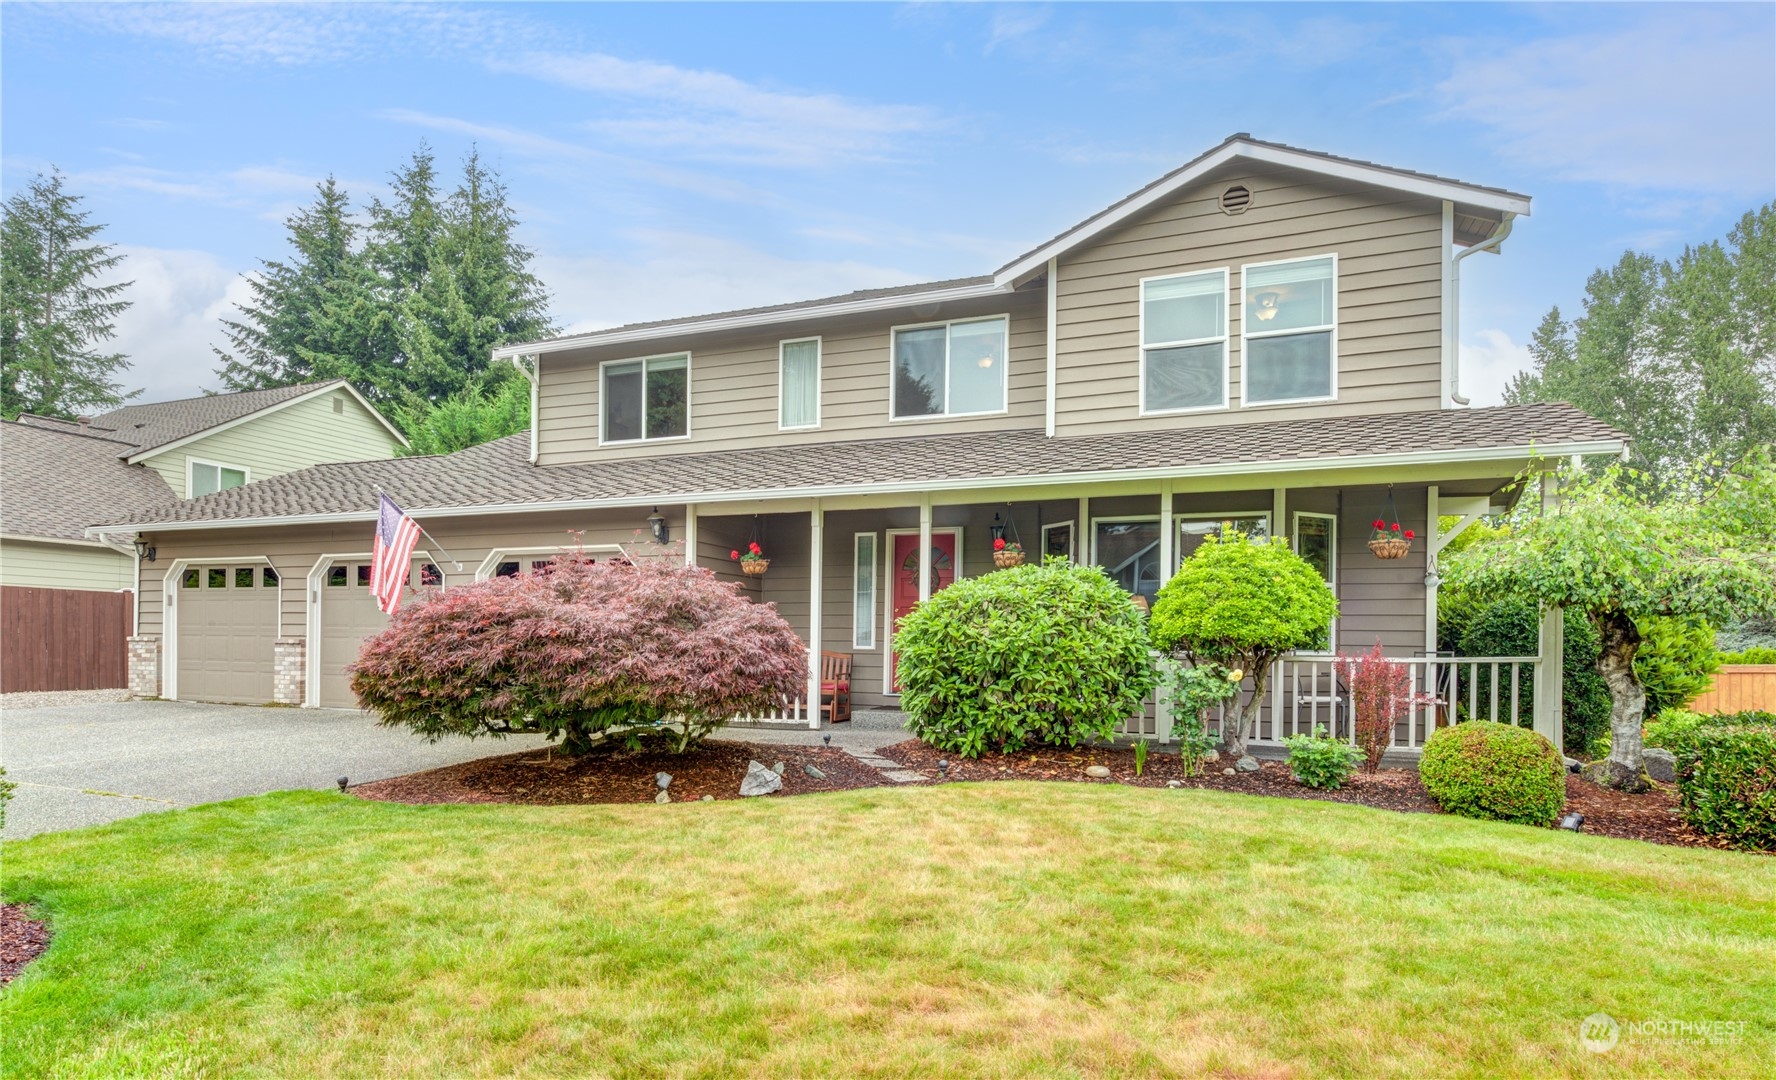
1;699;550;840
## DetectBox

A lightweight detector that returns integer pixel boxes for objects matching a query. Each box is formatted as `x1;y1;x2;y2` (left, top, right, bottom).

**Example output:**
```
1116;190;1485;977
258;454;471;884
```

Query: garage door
175;564;277;704
317;559;436;709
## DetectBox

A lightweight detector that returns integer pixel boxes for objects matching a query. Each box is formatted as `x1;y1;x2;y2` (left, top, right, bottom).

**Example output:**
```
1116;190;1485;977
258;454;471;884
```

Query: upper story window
891;316;1008;420
189;459;247;497
1140;269;1228;414
602;354;689;444
1242;255;1336;406
779;337;820;430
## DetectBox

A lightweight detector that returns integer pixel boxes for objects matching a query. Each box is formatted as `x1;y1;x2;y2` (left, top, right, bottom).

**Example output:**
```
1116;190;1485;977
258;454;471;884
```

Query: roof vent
1218;185;1252;215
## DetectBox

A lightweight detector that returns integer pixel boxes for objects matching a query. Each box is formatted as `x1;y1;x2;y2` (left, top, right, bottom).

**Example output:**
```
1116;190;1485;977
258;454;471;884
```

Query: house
1;380;406;691
88;136;1625;750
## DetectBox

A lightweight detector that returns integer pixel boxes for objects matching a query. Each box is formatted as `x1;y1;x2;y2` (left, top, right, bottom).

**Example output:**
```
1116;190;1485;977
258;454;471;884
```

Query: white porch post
1424;484;1439;651
1533;472;1564;744
1158;480;1175;585
1077;496;1089;564
918;494;933;603
807;500;824;730
683;503;698;567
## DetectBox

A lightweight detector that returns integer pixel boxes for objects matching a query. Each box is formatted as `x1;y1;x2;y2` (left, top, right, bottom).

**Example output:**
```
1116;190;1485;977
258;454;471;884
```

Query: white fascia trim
86;438;1624;535
125;381;409;463
0;531;122;549
994;141;1532;287
490;281;1012;361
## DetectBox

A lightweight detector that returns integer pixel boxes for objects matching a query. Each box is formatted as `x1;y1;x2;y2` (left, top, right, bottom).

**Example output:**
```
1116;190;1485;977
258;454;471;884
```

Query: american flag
371;493;422;614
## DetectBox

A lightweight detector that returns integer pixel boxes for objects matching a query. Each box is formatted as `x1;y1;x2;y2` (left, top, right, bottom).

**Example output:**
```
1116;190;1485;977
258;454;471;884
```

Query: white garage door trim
163;556;276;702
303;550;432;708
475;544;622;580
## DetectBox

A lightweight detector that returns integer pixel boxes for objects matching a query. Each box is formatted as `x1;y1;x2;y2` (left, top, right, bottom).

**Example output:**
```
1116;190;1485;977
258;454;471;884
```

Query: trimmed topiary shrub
896;557;1156;758
1419;721;1567;826
1672;727;1776;851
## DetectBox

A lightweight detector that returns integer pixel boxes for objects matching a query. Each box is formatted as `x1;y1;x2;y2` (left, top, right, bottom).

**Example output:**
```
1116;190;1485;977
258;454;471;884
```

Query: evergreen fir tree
1;170;136;419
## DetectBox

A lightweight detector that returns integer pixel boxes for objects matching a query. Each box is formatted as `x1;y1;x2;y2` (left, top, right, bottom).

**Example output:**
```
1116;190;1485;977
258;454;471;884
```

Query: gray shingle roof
99;404;1624;532
82;381;342;456
1;421;179;541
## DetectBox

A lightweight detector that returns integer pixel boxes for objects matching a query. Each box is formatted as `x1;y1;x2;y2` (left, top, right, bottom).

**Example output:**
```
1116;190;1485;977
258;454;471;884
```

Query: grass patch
4;784;1774;1076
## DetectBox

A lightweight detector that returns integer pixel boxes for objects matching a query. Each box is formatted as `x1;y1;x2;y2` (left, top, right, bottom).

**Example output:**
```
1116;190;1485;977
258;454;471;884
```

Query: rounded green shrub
1419;721;1567;826
1673;727;1776;851
895;557;1156;758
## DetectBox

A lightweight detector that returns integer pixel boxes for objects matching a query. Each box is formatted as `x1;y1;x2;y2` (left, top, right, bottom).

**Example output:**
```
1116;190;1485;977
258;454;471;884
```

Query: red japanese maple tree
350;553;807;754
1336;640;1414;772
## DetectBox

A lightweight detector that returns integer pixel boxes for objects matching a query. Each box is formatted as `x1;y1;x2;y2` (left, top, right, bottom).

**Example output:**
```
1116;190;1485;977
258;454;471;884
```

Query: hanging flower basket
732;543;769;577
1367;518;1415;560
992;538;1025;569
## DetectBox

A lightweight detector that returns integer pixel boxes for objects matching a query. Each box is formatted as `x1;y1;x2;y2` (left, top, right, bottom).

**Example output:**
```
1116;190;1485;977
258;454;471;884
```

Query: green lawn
4;784;1773;1078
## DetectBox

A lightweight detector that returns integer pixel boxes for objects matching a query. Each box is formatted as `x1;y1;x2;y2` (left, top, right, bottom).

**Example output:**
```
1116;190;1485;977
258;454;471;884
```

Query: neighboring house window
853;533;877;649
891;316;1008;420
1140;269;1228;413
602;354;689;443
1242;255;1337;405
780;338;820;429
189;460;248;497
1294;512;1337;652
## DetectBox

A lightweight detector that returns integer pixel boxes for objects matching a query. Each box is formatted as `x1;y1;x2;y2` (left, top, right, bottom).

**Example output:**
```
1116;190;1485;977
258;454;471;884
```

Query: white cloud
986;7;1051;53
1437;12;1776;195
496;51;937;166
101;246;249;402
1459;328;1532;407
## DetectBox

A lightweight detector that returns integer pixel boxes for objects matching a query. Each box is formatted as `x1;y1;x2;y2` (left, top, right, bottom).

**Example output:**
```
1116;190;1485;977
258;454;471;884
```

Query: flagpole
376;487;465;573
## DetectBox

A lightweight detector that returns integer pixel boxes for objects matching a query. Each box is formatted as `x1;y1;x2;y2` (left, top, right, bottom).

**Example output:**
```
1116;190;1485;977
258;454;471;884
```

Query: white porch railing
727;695;809;725
1129;654;1542;752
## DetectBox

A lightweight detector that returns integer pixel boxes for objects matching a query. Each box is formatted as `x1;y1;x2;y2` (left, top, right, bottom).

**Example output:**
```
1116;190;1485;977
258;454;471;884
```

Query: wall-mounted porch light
647;508;669;544
133;537;156;562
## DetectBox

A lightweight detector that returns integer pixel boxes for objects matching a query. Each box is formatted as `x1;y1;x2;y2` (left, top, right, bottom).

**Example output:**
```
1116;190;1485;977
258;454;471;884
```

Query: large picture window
891;316;1008;419
602;354;689;443
189;460;247;497
780;338;820;429
1177;514;1269;562
1242;255;1336;405
1140;269;1228;413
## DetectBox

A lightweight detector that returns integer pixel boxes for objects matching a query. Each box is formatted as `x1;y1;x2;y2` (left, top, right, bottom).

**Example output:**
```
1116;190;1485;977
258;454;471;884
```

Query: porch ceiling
93;403;1624;533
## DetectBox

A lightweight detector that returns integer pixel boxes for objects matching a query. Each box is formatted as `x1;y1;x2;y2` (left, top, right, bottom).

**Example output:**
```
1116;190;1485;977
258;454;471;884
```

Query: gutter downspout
1447;213;1515;406
508;353;540;464
94;532;142;635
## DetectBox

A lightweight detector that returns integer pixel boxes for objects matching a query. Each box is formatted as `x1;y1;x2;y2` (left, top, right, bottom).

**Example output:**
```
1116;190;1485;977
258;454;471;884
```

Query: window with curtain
1141;269;1227;412
853;533;877;648
780;338;820;429
603;354;688;442
891;316;1007;419
1243;256;1336;405
190;461;247;496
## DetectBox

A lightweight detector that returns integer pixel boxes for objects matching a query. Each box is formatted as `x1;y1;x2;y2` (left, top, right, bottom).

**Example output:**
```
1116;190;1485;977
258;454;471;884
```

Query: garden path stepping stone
842;746;929;783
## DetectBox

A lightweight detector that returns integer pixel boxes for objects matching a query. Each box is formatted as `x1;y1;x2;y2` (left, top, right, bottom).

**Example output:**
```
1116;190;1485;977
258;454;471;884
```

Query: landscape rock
656;772;672;790
654;790;671;804
1085;765;1112;778
741;760;783;797
1202;749;1220;763
771;761;786;776
701;795;715;802
1222;768;1236;776
1166;780;1183;789
1642;748;1678;784
1235;755;1262;773
802;764;827;780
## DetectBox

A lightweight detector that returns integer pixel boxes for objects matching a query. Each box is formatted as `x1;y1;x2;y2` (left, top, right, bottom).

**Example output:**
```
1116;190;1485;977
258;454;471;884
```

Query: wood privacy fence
1;586;133;693
1688;666;1776;715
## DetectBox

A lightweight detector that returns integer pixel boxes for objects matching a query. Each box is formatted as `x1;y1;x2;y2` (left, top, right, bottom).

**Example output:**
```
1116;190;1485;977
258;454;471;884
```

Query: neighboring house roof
1;421;178;542
15;380;407;461
494;133;1531;359
92;403;1624;533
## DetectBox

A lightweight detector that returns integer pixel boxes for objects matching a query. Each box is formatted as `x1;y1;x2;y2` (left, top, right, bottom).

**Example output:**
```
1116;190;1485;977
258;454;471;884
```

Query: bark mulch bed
876;740;1741;852
352;740;886;806
1;903;51;986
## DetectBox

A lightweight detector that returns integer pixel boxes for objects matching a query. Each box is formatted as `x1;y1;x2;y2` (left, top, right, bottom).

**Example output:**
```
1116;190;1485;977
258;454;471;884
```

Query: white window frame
887;314;1011;422
474;544;623;581
778;336;822;431
1041;519;1076;563
1176;511;1271;556
598;352;692;446
1240;253;1339;408
852;532;877;650
1292;510;1339;655
187;457;250;497
1089;515;1165;601
1138;267;1230;415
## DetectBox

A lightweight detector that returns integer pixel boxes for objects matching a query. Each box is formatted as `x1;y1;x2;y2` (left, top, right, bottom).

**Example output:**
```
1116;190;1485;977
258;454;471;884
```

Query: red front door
890;531;958;690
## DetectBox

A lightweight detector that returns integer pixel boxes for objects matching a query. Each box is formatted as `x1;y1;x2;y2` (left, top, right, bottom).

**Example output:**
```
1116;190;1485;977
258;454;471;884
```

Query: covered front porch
674;466;1563;753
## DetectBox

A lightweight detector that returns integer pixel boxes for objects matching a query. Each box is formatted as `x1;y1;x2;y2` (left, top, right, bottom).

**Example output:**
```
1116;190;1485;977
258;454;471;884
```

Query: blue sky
4;2;1772;404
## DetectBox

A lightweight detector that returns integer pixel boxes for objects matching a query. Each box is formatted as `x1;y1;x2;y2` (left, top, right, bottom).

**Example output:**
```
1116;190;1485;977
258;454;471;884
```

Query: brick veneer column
273;639;307;706
127;636;161;698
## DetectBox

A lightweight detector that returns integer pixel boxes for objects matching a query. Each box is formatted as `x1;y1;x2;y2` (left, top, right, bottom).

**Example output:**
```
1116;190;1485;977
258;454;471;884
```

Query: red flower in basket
1390;522;1401;532
1373;519;1385;530
730;549;740;559
993;537;1006;551
1405;529;1416;540
732;542;767;568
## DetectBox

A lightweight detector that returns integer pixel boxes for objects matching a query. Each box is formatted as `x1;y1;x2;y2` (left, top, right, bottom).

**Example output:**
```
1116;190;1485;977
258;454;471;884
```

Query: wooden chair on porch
820;652;853;724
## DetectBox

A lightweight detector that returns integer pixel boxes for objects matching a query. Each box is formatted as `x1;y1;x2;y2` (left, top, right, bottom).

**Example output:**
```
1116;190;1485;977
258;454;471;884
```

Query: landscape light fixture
1558;813;1584;833
337;776;349;792
647;508;668;544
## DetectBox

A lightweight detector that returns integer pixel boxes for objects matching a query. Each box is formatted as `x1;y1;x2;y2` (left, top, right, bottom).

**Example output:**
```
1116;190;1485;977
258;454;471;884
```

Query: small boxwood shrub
1282;727;1362;790
1419;721;1566;826
896;557;1156;758
1673;727;1776;850
1719;646;1776;665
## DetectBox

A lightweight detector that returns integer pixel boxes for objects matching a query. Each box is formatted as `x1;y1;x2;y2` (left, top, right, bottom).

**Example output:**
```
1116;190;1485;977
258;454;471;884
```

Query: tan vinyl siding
1054;167;1446;437
0;538;134;591
535;294;1047;465
140;388;405;498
